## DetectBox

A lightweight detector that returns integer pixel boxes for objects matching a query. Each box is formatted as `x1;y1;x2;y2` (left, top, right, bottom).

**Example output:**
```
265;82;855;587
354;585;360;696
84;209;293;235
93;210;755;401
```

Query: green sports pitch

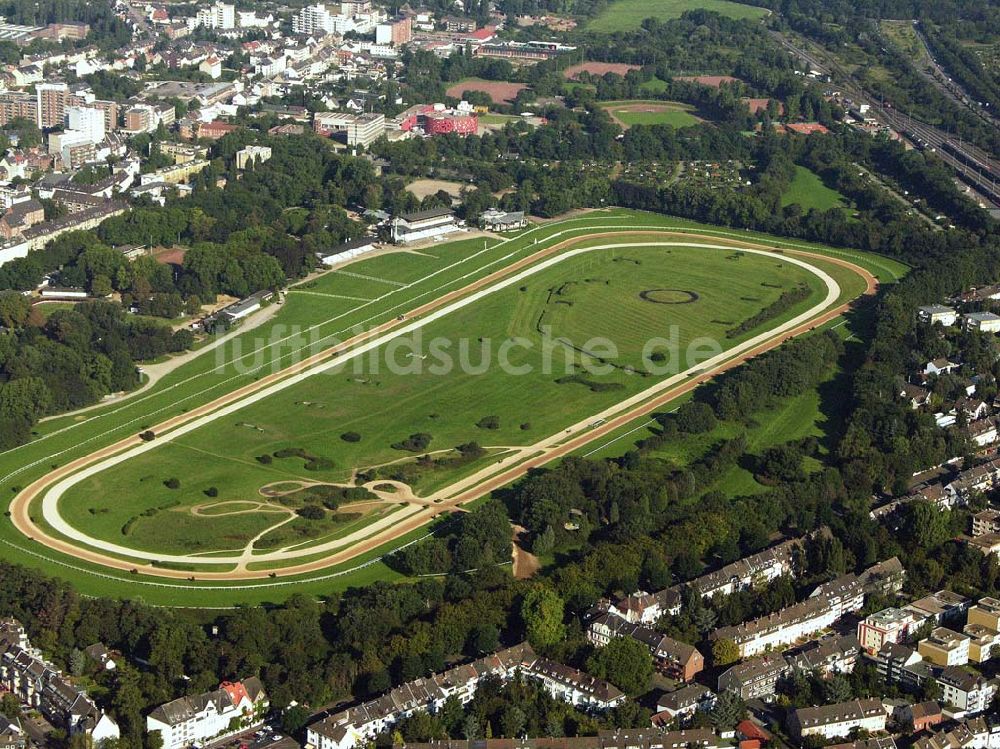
587;0;769;33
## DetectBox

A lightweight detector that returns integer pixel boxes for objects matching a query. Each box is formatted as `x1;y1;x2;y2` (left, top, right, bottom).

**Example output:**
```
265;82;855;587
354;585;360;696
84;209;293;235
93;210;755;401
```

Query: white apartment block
788;699;886;741
146;679;267;749
235;145;272;170
939;667;998;715
306;644;622;749
195;2;235;29
66;106;105;144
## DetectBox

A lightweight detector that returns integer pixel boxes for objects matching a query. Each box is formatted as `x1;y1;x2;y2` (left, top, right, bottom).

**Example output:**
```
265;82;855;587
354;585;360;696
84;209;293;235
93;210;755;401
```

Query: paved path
8;229;873;580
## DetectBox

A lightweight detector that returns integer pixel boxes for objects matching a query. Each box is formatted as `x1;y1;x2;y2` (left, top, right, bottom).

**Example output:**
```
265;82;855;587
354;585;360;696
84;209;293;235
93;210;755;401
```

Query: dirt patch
153;246;187;266
405;179;467;201
446;79;528;104
511;524;540;579
743;97;784;115
675;75;742;88
562;62;640;79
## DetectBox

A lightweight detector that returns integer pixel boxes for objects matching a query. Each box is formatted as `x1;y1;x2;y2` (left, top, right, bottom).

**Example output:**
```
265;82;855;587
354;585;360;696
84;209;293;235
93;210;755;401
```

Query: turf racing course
0;210;898;604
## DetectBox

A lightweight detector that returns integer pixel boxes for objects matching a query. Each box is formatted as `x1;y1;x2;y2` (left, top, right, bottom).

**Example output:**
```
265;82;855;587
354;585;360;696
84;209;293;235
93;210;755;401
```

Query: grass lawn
602;101;701;128
587;0;768;32
781;166;850;212
59;245;824;561
638;77;671;94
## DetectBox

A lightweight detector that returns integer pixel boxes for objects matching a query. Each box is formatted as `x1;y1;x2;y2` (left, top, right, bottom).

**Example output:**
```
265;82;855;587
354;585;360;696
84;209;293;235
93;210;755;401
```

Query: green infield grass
601;100;701;128
587;0;768;33
781;166;850;212
59;243;824;560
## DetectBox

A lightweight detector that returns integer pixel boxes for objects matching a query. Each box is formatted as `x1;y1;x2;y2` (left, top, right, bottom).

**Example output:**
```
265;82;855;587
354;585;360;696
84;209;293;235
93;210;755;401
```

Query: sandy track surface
8;230;874;581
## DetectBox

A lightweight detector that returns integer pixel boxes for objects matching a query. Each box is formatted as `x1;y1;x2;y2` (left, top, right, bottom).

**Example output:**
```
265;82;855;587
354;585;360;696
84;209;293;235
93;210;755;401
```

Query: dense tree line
0;298;191;447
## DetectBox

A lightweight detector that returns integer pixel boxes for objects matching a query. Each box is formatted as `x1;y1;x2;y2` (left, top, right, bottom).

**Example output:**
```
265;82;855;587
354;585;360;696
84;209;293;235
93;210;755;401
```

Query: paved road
8;229;872;581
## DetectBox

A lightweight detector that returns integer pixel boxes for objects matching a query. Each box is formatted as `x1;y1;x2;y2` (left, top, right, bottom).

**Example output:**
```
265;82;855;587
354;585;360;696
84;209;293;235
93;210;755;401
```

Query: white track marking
35;241;839;566
331;270;408;286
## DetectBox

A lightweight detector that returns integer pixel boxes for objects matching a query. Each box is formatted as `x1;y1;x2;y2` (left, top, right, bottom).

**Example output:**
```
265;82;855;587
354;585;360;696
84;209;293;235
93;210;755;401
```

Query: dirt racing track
8;227;877;582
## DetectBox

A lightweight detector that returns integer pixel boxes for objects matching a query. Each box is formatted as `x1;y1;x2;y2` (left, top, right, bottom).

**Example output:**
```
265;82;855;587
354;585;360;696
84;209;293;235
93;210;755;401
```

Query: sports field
57;245;821;561
587;0;768;33
0;209;908;605
781;166;850;212
601;100;701;129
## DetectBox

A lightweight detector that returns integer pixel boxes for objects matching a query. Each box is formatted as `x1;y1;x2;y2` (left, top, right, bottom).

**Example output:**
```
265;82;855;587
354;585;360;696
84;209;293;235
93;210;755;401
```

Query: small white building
918;304;958;327
235;145;272;170
964;312;1000;333
480;208;527;232
316;237;376;266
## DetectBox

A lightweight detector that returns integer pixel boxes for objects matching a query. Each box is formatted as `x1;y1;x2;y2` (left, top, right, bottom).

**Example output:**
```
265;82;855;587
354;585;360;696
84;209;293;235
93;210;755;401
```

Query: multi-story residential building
49;130;95;169
0;715;25;749
918;627;971;667
918;305;958;327
968;597;1000;632
787;699;886;741
963;312;1000;333
913;717;1000;749
123;104;159;133
937;667;997;715
972;510;1000;537
235;146;272;170
145;679;268;749
904;590;971;626
66;105;105;143
786;633;860;675
0;619;119;744
375;16;411;45
871;642;932;691
36;82;68;128
138;160;210;186
195;2;235;29
306;644;623;749
712;595;843;659
655;685;714;722
962;623;1000;663
717;636;858;701
717;655;791;700
946;459;1000;502
586;613;704;682
292;4;354;35
858;608;917;656
0;92;37;125
0;199;44;239
611;537;806;624
713;559;904;659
